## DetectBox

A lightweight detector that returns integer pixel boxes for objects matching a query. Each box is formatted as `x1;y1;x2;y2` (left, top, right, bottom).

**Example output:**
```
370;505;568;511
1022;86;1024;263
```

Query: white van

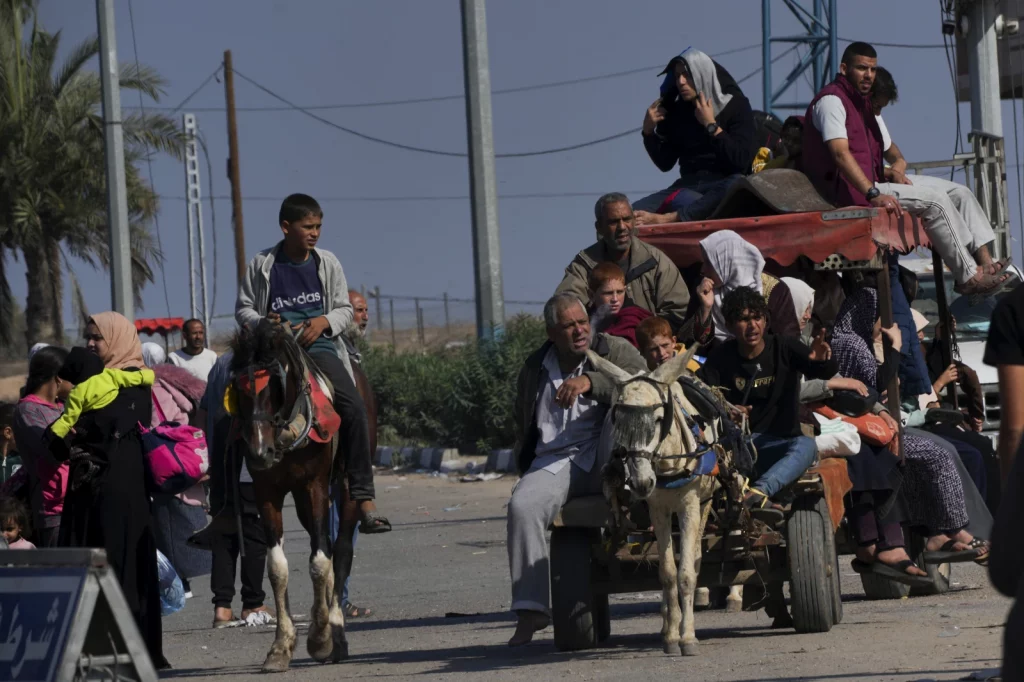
902;257;1021;448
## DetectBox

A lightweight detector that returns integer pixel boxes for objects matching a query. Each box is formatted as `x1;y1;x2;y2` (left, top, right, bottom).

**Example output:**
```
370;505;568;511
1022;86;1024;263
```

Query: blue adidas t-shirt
269;253;335;354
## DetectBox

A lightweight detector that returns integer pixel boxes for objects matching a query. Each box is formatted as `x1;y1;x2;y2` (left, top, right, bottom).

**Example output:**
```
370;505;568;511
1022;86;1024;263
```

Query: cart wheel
594;593;610;642
828;537;843;625
786;497;835;633
907;532;951;596
551;528;599;651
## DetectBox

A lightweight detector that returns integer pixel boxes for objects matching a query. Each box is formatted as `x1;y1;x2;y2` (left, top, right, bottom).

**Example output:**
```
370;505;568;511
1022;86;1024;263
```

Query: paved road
161;471;1009;681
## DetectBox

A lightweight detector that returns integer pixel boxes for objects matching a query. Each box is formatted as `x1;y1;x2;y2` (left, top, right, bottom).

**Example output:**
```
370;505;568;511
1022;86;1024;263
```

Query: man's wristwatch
705;121;718;136
865;187;881;201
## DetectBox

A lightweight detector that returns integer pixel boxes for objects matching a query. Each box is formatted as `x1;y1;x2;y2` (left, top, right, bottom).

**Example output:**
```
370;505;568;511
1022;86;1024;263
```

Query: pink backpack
140;422;209;495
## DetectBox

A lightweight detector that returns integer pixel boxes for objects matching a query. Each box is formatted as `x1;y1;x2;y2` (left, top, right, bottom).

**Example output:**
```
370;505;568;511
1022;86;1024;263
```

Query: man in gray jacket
556;193;692;334
507;293;647;646
235;193;388;533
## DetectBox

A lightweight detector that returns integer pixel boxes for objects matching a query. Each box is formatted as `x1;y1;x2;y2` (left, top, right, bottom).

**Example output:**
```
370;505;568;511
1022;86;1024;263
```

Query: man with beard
556;193;691;334
506;293;646;646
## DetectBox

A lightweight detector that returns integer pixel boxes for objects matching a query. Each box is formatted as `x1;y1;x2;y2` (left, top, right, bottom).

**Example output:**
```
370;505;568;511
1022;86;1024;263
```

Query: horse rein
618;376;709;468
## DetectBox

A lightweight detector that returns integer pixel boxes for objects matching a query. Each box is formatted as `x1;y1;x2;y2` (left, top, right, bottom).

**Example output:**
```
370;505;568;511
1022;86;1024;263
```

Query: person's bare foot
508;610;550;647
213;606;236;628
925;533;970;553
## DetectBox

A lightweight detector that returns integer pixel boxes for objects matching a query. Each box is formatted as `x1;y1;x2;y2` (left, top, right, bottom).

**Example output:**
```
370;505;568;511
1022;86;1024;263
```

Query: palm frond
52;35;97;99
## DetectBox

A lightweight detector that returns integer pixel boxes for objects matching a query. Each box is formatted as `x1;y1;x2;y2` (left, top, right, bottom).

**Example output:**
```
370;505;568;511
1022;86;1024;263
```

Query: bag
156;549;185;616
813;405;895;447
826;387;881;418
752;110;784;155
140;421;209;495
812;413;861;458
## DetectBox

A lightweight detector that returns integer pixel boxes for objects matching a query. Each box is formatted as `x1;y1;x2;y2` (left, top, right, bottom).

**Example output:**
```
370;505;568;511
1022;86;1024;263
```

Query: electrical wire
131;43;761;113
127;0;171;317
157;190;661;202
169;66;223;115
940;1;964;180
228;46;796;159
839;37;945;49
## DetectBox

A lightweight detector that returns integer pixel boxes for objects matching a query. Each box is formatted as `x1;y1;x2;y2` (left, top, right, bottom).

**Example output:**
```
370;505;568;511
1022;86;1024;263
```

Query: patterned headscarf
700;230;765;341
831;288;879;389
90;312;146;370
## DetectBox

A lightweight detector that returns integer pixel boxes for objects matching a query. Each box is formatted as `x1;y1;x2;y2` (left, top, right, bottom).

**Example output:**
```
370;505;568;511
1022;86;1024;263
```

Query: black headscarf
58;347;105;386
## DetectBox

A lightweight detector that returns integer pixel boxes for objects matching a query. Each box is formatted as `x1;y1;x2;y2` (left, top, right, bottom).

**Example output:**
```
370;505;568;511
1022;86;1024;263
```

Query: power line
227;44;796;159
232;67;639;158
129;43;761;113
158;190;660;202
838;37;945;49
169;65;223;115
127;0;171;318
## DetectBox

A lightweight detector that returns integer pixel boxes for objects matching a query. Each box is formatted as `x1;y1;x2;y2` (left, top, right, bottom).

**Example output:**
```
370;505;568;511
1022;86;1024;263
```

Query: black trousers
309;350;376;500
210;484;267;610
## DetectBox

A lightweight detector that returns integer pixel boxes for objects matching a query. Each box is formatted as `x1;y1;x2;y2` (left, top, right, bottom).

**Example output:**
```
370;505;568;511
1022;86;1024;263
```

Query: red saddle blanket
308;371;341;443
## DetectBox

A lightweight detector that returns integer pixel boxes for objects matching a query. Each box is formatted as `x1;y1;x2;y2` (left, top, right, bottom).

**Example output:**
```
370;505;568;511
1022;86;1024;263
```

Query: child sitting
587;262;652;348
635;316;702;373
0;496;35;549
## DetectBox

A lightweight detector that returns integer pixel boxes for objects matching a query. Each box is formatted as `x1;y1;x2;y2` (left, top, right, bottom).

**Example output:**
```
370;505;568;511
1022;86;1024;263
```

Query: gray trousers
507;460;603;614
877;179;996;285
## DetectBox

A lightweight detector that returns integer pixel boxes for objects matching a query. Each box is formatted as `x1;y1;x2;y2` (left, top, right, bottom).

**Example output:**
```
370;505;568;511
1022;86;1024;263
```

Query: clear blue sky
26;0;1024;334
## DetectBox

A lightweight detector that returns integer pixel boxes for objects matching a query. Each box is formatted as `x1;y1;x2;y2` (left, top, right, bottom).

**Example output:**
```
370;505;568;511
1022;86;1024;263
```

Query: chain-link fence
200;291;544;351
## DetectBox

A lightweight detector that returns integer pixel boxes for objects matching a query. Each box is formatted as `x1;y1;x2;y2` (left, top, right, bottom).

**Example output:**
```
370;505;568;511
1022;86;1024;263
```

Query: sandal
922;539;980;564
851;558;933;588
968;538;990;565
343;601;373;618
359;511;392;534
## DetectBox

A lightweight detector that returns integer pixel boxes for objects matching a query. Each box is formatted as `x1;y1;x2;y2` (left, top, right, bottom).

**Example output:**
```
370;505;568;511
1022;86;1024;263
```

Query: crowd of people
505;39;1017;657
0;34;1022;677
0;247;383;669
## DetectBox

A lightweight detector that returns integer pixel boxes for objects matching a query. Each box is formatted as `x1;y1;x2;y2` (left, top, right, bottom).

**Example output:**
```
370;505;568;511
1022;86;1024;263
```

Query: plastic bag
813;413;861;458
157;549;186;616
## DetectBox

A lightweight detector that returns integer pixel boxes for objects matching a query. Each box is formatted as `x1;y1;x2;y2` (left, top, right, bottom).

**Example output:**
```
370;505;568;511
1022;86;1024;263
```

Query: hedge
361;314;546;452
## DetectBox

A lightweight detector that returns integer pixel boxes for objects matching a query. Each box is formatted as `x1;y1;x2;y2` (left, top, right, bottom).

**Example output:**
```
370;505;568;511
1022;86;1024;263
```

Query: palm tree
0;1;183;347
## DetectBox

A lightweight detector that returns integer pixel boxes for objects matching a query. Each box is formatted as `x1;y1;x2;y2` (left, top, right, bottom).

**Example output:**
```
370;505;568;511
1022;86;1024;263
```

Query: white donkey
587;345;725;656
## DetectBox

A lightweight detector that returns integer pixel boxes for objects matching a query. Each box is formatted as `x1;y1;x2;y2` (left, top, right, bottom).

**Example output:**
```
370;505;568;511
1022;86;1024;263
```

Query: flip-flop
851;558;933;588
359;511;392;534
921;539;980;564
343;601;373;618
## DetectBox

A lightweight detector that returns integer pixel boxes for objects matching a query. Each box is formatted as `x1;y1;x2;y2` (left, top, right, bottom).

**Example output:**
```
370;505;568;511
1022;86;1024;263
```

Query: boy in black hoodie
634;48;757;224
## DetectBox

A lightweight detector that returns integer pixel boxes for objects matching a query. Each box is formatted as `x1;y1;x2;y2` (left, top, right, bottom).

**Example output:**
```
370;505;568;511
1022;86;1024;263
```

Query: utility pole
96;0;133;319
224;50;247;284
183;114;210;331
460;0;505;340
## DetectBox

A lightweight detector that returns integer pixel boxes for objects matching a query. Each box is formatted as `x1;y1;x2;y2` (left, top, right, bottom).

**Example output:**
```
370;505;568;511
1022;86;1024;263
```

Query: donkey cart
548;174;959;651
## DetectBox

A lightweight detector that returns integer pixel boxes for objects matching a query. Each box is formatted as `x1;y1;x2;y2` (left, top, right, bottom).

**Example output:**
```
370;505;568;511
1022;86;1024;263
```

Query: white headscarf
680;49;734;117
700;230;764;340
782;277;816;343
141;342;166;367
28;342;49;360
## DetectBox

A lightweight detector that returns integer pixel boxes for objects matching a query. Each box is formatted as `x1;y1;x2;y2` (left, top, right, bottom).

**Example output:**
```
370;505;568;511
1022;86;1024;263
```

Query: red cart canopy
638;207;931;268
135;317;184;336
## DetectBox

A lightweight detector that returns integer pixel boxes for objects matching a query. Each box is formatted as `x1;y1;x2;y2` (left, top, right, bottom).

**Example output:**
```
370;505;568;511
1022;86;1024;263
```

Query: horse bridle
615;376;705;465
242;358;313;456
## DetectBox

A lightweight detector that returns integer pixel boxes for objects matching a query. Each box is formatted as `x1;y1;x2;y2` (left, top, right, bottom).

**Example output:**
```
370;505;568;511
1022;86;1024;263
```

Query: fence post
415;298;425;345
389;298;396;347
374;286;382;330
443;292;451;337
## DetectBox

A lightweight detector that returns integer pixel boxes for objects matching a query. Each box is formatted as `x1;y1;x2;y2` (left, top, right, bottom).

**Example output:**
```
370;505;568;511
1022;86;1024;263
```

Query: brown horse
229;324;368;672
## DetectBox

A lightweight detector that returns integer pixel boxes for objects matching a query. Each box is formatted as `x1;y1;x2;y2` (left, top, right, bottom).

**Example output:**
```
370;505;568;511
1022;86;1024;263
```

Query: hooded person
634;48;758;225
699;230;800;343
782;277;816;345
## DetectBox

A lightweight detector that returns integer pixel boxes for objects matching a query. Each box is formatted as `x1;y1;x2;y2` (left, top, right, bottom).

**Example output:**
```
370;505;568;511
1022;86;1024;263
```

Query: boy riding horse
235;193;389;534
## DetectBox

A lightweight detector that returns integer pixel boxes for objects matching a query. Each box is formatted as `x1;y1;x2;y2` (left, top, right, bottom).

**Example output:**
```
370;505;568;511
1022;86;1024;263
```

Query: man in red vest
802;41;1009;298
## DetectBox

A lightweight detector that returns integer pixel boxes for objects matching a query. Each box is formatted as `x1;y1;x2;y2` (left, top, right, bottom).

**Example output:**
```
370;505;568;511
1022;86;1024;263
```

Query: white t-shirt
168;348;219;382
810;95;892;151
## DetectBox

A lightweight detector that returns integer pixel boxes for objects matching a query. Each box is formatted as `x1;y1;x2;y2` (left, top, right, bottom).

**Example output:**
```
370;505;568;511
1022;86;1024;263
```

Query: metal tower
183;113;211;331
761;0;839;116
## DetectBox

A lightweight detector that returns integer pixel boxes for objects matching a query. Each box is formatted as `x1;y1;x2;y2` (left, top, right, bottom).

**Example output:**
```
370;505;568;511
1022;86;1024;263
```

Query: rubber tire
786;497;835;633
828;536;844;625
860;571;911;600
594;593;611;643
550;528;599;651
907;532;951;596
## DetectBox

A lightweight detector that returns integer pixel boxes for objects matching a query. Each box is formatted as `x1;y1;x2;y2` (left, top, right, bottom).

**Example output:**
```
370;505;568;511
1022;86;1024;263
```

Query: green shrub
362;314;546;451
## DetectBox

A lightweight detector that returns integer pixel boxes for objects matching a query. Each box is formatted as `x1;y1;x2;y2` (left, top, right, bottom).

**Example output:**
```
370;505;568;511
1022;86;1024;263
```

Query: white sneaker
184;591;194;600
